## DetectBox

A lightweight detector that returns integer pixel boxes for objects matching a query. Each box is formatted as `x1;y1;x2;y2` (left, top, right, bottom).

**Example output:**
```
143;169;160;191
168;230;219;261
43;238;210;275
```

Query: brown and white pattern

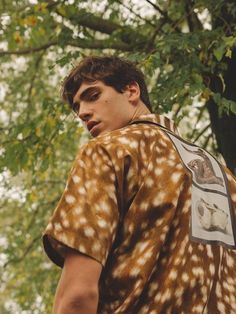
162;131;236;249
43;114;236;313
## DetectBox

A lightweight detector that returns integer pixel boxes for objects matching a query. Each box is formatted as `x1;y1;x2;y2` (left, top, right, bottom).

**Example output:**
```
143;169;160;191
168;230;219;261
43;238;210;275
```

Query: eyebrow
72;86;100;108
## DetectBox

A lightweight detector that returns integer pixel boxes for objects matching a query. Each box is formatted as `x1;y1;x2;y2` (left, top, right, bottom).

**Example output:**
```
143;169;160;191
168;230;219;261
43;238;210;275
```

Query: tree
0;0;235;312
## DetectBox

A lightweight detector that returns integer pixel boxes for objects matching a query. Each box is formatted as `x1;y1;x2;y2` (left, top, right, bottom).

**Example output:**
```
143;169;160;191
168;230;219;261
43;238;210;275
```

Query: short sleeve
42;142;120;268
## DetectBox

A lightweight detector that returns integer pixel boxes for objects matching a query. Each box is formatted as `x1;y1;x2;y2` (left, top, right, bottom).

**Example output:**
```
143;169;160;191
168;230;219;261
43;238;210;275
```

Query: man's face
72;81;136;137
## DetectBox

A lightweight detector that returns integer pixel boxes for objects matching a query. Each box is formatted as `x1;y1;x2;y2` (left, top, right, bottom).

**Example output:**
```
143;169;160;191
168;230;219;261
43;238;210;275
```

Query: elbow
70;289;98;308
57;287;99;314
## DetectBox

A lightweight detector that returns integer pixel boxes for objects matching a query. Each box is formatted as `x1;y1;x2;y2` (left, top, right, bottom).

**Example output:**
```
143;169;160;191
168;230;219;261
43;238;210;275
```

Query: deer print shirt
43;114;236;314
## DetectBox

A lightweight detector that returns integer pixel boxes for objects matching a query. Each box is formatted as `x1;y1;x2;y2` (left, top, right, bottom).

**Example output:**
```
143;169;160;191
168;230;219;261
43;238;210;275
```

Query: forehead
73;80;105;103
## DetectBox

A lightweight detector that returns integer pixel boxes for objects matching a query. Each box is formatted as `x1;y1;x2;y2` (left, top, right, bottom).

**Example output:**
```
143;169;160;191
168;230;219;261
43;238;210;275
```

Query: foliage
0;0;236;312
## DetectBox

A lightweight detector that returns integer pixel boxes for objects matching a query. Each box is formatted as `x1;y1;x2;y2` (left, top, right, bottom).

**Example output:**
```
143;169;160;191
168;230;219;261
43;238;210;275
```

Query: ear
124;82;140;105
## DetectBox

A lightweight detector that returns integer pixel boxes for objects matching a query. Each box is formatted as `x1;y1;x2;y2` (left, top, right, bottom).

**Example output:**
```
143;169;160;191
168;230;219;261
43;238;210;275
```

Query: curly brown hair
61;56;152;112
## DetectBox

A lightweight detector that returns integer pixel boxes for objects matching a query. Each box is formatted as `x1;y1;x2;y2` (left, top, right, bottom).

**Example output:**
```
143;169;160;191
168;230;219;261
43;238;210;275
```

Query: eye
89;92;100;101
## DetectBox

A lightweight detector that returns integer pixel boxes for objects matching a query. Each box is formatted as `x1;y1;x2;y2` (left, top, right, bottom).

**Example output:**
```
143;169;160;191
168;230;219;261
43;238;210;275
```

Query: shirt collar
130;114;179;135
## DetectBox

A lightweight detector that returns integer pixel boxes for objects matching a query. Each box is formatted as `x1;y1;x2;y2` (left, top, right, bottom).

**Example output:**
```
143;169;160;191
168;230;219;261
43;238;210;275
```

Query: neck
130;103;151;122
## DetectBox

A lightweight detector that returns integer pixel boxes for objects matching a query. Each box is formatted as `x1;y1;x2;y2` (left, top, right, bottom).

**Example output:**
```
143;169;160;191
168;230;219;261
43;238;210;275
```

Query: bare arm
53;249;102;314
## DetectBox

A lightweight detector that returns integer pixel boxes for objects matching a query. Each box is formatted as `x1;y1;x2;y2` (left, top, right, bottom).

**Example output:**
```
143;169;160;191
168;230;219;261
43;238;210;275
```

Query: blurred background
0;0;236;312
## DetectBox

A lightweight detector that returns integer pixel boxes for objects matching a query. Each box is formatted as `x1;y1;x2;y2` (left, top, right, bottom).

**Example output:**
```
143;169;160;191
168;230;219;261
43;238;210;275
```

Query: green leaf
230;101;236;114
225;48;232;58
213;45;226;62
22;126;32;138
55;53;72;67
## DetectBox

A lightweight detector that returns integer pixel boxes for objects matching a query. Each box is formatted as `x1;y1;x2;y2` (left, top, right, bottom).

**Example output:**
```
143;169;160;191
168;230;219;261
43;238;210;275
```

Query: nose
78;102;92;121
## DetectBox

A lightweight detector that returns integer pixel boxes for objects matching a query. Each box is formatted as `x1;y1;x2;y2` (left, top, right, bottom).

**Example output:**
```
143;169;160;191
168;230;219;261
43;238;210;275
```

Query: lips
87;121;99;131
86;121;101;136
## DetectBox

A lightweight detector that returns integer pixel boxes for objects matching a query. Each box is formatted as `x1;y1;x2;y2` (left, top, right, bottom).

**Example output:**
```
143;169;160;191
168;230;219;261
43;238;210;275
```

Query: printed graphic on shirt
183;146;224;186
196;198;228;233
166;132;236;249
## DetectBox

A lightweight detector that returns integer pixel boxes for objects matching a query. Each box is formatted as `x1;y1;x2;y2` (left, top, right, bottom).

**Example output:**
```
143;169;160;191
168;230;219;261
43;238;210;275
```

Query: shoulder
83;123;158;151
77;126;132;156
75;123;170;167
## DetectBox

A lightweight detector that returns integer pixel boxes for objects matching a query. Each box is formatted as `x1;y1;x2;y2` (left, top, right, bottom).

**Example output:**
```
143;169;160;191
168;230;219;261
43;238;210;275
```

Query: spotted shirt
43;114;236;314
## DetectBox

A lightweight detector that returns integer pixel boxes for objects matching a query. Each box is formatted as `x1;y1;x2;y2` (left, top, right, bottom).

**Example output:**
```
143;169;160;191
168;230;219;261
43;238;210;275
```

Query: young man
43;56;236;314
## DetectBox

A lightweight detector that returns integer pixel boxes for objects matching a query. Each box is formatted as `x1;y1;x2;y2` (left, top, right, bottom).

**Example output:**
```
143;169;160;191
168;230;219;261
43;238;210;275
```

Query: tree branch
3;235;41;268
145;0;181;32
184;1;203;32
145;0;166;17
202;133;211;149
173;103;182;121
145;19;166;52
190;105;206;139
67;38;133;51
55;8;120;35
0;41;58;56
193;123;211;143
116;0;156;28
56;5;146;46
27;52;45;119
0;36;133;57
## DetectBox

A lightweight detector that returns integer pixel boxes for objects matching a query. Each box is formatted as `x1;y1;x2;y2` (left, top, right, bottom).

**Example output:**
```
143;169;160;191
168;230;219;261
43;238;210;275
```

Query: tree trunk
207;49;236;175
